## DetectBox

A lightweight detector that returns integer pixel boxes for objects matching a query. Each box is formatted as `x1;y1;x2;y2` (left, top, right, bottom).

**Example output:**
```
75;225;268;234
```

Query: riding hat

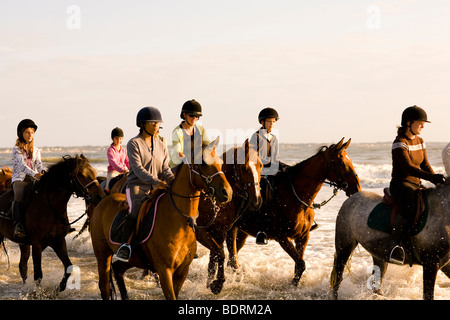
401;105;430;127
258;107;279;123
180;99;202;119
17;119;38;140
136;106;163;127
111;127;124;139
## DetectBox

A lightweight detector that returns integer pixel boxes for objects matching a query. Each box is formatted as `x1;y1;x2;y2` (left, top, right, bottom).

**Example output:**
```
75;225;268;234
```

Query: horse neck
291;154;327;203
170;164;201;217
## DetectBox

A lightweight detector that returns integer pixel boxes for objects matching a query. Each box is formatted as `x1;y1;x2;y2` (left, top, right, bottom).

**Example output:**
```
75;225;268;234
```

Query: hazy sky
1;0;449;147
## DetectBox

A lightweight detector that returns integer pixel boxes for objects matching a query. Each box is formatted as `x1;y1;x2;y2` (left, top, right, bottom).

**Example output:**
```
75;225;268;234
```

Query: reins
168;164;224;230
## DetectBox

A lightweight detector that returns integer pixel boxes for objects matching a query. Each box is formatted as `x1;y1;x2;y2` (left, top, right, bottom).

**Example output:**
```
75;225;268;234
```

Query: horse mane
37;154;89;190
222;145;258;165
274;144;332;180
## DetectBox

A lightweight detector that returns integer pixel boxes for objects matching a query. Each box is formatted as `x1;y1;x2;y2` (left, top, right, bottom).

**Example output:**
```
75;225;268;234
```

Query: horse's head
223;139;263;210
67;154;106;206
0;167;12;191
191;137;233;204
322;138;361;197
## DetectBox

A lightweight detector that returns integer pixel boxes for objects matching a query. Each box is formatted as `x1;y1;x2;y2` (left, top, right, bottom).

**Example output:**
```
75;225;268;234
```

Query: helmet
180;99;202;119
258;107;279;123
111;127;124;139
17;119;37;140
401;105;430;127
136;106;163;127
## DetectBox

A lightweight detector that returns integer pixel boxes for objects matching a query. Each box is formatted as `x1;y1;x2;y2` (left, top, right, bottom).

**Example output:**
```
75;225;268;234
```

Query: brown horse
90;138;233;300
195;139;263;295
226;138;361;286
0;167;12;195
0;155;104;290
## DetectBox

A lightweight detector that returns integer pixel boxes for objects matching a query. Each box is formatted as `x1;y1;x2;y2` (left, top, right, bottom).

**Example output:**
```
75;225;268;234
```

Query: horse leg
330;220;358;300
112;260;132;300
31;244;44;286
370;257;388;296
422;260;439;300
157;268;176;300
278;236;306;286
293;234;310;286
51;238;73;292
19;244;31;284
196;230;225;294
173;261;192;299
226;227;248;269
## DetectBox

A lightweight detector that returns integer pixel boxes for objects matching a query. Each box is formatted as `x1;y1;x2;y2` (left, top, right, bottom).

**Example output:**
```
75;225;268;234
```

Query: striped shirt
391;134;434;185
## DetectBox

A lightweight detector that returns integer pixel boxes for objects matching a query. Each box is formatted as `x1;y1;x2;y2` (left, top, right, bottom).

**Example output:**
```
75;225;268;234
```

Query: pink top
107;144;129;173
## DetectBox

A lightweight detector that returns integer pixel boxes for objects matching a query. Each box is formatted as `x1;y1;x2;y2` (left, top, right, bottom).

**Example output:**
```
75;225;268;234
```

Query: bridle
288;149;357;209
169;163;225;230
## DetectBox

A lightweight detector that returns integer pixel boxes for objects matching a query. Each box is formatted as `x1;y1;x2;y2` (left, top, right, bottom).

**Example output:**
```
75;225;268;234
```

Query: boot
115;214;136;263
12;201;26;238
388;215;409;264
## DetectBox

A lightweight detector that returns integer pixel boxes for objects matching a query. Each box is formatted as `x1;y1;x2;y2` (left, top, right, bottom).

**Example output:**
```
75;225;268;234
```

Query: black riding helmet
136;106;163;127
180;99;202;119
17;119;38;142
111;127;124;139
258;107;279;124
401;105;430;127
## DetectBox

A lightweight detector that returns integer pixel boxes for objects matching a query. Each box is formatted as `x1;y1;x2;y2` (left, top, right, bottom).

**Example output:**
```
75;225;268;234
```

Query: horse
330;180;450;300
226;138;361;286
195;139;263;295
0;154;104;291
89;137;233;300
0;167;12;195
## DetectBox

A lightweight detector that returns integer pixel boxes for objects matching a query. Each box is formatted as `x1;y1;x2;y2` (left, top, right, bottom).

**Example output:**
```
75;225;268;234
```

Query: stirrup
389;245;405;265
256;231;268;245
14;224;26;238
115;244;132;263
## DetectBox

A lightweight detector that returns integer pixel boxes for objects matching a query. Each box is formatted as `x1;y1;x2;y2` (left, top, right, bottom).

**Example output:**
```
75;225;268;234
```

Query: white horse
330;181;450;300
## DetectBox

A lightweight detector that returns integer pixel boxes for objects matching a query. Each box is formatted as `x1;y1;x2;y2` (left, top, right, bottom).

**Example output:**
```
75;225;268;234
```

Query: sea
0;141;448;301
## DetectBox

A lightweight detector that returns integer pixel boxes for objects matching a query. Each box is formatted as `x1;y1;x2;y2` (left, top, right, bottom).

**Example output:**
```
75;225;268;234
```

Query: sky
1;0;449;147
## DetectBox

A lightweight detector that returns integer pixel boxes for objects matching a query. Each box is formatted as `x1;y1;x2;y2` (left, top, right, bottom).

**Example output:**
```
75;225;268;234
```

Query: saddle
367;187;428;236
109;190;166;245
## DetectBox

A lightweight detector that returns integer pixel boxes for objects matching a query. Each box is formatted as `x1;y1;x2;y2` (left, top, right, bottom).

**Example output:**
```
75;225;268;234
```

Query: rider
115;107;175;263
443;142;450;176
389;105;446;264
11;119;46;238
250;107;288;245
105;127;129;194
169;99;210;170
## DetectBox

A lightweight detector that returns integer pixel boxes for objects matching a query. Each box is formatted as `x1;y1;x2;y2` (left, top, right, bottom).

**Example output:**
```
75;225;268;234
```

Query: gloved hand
431;174;446;185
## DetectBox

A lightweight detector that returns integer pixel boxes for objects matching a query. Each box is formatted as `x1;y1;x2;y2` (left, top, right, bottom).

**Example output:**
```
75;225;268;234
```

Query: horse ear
334;138;345;151
203;136;221;164
244;139;250;164
342;138;351;150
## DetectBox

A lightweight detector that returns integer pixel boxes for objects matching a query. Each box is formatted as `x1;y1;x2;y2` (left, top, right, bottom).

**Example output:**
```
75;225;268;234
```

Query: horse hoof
210;280;224;295
291;277;300;287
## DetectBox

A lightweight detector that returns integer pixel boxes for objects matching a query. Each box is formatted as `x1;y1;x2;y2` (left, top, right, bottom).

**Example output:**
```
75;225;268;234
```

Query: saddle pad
109;193;164;245
367;197;428;236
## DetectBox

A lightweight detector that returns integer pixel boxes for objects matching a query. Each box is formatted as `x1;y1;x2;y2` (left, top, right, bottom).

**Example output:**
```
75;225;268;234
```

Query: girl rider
169;99;210;169
389;105;446;264
250;107;288;245
105;127;129;193
115;107;175;263
12;119;46;238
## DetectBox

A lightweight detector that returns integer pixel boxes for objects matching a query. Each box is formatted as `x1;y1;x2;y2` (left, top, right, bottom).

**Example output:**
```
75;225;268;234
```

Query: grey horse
330;181;450;300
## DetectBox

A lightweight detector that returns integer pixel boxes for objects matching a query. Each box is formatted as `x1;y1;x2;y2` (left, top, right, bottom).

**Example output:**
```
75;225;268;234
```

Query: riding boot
115;214;136;263
12;201;26;238
388;215;409;264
